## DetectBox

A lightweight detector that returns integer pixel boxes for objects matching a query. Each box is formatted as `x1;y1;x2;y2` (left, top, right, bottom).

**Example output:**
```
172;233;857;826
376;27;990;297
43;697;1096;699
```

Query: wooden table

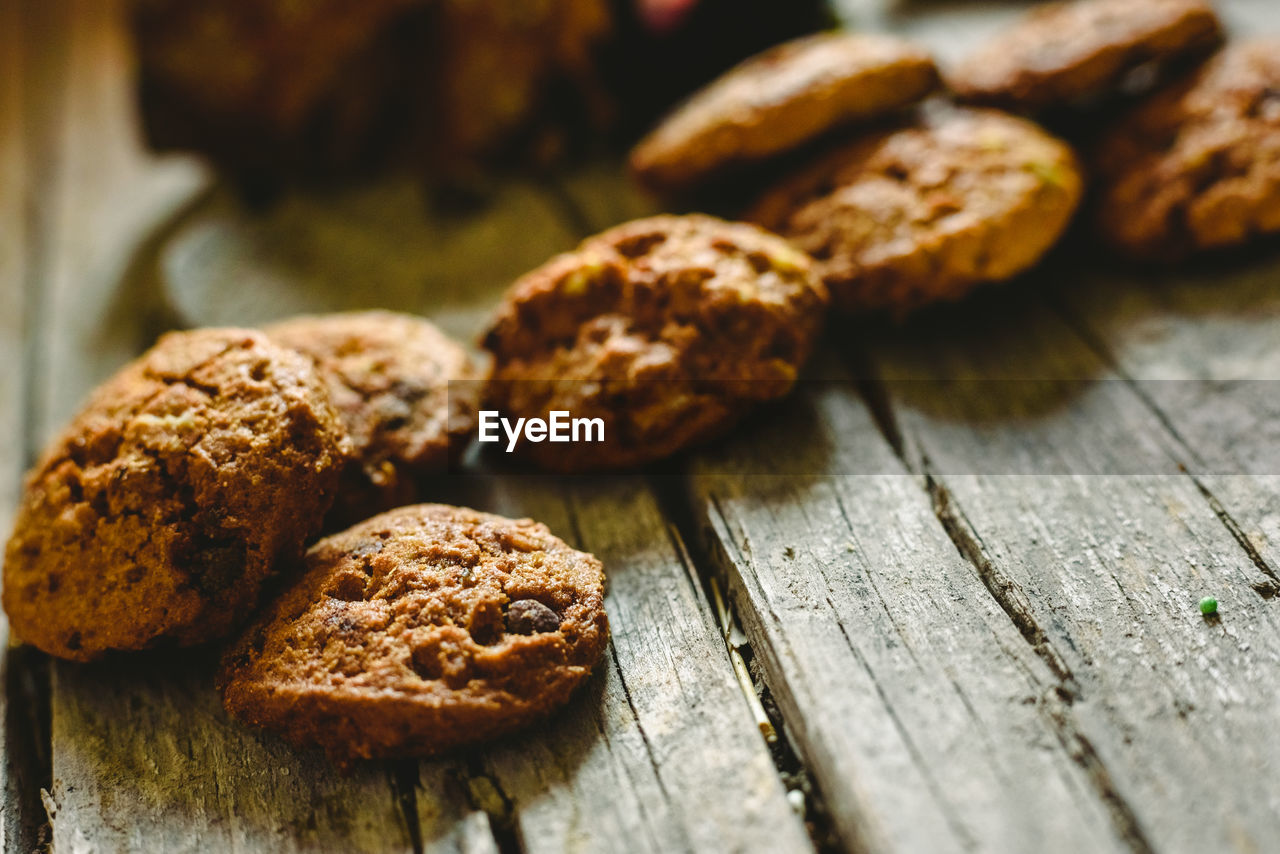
3;1;1279;852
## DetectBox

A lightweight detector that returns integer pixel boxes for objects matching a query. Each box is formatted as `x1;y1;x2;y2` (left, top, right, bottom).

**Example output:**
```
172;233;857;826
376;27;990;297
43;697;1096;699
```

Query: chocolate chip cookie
630;32;939;193
2;329;351;661
1095;39;1280;260
948;0;1222;112
265;311;482;519
481;214;828;471
219;504;608;767
750;105;1083;315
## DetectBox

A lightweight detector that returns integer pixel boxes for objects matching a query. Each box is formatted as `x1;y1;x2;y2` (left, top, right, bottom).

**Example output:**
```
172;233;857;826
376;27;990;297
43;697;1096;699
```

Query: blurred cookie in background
132;0;613;186
948;0;1223;113
631;32;939;194
1095;39;1280;260
132;0;430;181
131;0;830;190
417;0;614;168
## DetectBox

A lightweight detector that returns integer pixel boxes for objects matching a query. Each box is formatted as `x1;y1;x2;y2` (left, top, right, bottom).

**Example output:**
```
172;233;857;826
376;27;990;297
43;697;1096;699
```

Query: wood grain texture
23;0;208;446
686;354;1128;854
160;178;583;342
51;660;427;854
0;0;28;533
866;286;1280;854
437;475;812;854
0;4;39;850
1052;259;1280;586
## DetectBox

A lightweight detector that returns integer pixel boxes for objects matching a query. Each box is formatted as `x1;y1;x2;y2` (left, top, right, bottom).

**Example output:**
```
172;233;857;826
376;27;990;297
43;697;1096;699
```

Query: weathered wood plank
0;4;43;851
51;660;428;854
686;354;1129;854
160;178;584;343
866;288;1280;854
25;0;209;445
436;475;812;854
1052;258;1280;585
0;0;29;532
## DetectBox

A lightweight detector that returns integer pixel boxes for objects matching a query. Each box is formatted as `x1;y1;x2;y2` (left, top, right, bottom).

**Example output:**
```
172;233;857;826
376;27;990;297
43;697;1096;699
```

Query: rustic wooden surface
3;0;1279;852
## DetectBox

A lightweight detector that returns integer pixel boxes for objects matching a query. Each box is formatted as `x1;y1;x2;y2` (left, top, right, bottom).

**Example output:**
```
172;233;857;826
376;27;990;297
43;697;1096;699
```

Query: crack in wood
851;367;1163;854
1039;693;1158;854
921;471;1160;854
2;647;51;853
605;642;674;805
917;468;1157;853
1050;298;1280;602
654;477;842;854
922;469;1078;692
388;760;425;854
664;517;778;746
1190;480;1280;598
460;758;524;854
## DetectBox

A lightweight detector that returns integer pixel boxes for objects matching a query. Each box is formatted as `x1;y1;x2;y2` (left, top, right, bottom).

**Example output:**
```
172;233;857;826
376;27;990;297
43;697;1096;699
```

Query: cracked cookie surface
630;31;939;193
266;311;481;521
1095;39;1280;259
948;0;1222;112
219;503;608;767
481;214;828;471
750;105;1083;315
2;329;350;661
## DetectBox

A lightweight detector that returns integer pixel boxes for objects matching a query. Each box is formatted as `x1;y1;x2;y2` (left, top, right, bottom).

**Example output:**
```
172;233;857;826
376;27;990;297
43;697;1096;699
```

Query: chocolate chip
506;599;561;635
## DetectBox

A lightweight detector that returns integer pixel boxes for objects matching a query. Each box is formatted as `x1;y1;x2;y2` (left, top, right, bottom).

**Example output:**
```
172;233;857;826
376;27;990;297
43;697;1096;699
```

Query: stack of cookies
1;212;833;761
0;314;611;765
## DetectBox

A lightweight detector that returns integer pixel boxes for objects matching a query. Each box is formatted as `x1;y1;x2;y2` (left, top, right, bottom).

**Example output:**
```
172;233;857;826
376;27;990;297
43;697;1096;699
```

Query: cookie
948;0;1222;112
750;105;1083;315
481;214;828;471
427;0;613;162
630;31;939;192
265;312;482;519
134;0;428;175
133;0;613;179
2;330;351;661
219;504;608;767
1095;40;1280;260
